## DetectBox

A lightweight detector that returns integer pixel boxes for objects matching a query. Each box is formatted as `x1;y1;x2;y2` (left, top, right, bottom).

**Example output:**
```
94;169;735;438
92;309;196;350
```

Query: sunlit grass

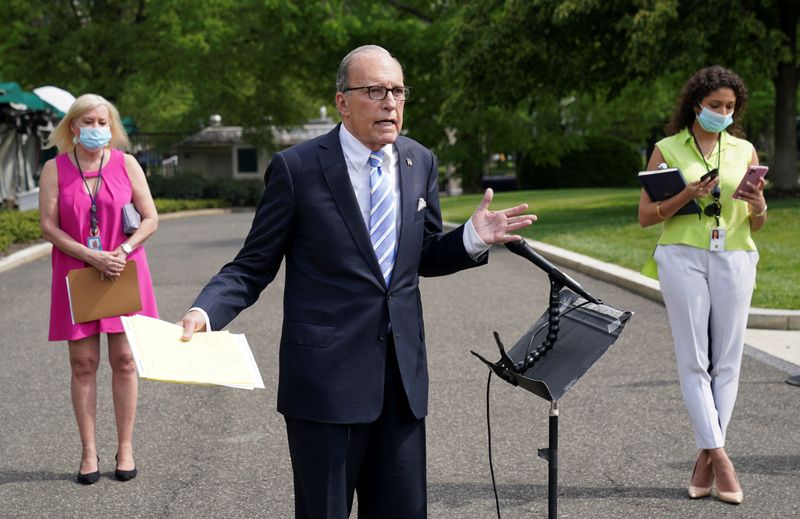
440;188;799;309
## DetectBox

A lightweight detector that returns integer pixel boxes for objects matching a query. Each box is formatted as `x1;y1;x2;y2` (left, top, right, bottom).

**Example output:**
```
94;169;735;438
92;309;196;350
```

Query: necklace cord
74;148;106;235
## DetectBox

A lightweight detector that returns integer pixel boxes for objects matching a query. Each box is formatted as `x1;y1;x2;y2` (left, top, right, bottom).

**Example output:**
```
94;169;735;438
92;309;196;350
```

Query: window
236;147;259;174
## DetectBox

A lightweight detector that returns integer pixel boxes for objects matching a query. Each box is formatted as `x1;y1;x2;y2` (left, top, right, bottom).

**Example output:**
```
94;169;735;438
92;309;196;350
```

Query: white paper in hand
121;315;264;390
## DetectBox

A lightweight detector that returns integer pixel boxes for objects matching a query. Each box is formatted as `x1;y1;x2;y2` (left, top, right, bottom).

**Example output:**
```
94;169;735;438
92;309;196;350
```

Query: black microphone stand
472;248;633;519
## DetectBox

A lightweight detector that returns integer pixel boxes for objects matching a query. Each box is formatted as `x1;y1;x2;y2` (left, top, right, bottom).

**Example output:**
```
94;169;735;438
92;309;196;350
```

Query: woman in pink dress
39;94;159;484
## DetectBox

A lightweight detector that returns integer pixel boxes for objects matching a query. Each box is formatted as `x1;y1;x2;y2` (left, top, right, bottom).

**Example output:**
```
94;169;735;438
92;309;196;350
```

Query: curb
0;242;53;274
0;208;233;275
442;221;799;331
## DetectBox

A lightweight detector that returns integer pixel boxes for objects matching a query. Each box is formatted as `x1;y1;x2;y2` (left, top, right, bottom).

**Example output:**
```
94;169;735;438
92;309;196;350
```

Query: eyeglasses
342;85;411;101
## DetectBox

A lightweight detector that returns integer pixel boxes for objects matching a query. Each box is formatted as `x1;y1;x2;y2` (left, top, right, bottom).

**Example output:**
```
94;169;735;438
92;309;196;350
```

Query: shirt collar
339;124;394;171
679;126;737;150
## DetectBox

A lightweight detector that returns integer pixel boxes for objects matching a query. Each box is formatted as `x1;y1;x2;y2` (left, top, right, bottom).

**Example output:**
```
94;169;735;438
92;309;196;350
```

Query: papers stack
121;315;264;390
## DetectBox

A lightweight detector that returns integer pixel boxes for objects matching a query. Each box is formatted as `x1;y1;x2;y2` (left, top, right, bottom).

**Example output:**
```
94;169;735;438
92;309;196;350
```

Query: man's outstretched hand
470;188;537;244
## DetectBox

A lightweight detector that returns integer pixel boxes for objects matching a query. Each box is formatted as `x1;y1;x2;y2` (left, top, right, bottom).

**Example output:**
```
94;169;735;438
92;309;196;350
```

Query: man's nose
382;92;398;109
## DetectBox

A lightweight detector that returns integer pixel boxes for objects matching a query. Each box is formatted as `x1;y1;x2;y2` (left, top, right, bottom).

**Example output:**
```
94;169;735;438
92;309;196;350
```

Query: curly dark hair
665;66;748;137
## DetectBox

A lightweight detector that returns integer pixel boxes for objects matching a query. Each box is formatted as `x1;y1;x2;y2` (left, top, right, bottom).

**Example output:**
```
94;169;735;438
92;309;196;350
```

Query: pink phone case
732;165;768;200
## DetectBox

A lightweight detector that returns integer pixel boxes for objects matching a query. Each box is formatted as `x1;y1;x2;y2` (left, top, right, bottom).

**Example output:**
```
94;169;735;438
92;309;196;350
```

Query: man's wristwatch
120;243;133;255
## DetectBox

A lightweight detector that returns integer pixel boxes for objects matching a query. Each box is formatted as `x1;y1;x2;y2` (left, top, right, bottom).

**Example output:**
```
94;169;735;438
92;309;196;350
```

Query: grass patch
440;188;799;309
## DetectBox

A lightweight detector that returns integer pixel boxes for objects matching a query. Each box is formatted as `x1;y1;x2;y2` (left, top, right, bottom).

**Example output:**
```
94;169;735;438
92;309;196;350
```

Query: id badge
709;227;726;252
87;236;102;251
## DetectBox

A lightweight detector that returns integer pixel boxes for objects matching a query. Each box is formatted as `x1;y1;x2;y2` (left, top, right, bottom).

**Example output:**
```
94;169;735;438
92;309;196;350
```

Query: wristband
656;203;667;220
751;204;767;218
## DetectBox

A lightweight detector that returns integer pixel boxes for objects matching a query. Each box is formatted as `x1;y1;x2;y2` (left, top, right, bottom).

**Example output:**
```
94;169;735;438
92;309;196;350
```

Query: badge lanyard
74;148;105;250
690;129;727;251
690;129;722;226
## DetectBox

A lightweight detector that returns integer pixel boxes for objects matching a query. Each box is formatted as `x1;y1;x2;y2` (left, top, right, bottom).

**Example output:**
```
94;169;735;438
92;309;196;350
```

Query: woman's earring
72;135;79;145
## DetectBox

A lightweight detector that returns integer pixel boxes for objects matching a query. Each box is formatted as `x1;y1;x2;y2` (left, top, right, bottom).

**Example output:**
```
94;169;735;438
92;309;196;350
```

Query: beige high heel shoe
715;467;743;505
688;451;713;499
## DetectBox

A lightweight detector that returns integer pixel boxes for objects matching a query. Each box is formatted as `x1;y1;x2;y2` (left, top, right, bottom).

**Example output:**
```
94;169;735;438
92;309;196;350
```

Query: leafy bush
0;210;41;252
518;136;643;189
154;199;227;213
207;178;264;206
148;173;263;206
147;173;208;200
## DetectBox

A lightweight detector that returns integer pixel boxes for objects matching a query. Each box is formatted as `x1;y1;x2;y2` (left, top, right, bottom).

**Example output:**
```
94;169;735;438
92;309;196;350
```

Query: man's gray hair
336;45;403;93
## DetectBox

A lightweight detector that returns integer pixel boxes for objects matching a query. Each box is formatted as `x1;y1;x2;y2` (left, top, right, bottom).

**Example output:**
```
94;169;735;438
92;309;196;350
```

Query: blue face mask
78;126;112;150
696;105;734;133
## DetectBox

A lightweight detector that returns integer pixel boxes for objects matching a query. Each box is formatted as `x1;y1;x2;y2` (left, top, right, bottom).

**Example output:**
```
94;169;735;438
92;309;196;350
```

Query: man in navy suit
180;45;535;518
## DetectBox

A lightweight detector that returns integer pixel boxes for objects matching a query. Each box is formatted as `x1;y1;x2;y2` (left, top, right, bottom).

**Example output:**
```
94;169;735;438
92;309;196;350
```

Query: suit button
387;293;393;300
378;334;386;341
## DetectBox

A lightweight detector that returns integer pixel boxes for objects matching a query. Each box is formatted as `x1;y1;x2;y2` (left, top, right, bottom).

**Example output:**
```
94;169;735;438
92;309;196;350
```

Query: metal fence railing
128;132;192;177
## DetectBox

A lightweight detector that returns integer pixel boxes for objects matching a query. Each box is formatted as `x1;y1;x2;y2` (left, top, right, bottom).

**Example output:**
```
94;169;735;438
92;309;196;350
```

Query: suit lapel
318;126;386;285
394;137;417;281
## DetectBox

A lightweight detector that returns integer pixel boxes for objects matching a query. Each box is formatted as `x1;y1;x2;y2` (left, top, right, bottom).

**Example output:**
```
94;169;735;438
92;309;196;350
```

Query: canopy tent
0;82;65;208
33;85;75;115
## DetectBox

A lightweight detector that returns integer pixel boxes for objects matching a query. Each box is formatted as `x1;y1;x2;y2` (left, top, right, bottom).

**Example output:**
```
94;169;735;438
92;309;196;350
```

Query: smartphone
700;169;719;182
732;165;768;200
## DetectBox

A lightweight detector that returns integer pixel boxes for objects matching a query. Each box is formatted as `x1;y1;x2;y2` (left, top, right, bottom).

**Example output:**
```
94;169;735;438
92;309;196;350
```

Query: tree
624;0;799;190
0;0;339;131
442;0;800;191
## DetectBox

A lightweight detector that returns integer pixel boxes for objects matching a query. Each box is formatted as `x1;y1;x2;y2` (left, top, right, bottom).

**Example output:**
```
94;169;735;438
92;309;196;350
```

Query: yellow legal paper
121;315;265;390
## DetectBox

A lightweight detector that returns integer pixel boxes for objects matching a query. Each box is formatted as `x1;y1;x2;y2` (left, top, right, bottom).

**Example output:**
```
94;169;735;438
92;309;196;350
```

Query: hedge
0;210;41;252
148;173;264;207
518;135;643;189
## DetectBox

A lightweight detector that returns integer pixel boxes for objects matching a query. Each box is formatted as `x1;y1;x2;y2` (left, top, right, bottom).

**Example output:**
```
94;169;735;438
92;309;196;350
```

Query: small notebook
637;167;700;216
66;261;142;324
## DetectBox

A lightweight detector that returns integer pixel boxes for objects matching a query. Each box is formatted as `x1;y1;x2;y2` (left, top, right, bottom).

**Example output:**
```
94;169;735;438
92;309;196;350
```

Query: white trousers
654;244;758;449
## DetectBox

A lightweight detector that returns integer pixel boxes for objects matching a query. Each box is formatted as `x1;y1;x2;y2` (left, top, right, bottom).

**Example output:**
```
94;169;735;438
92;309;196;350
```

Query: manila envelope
66;261;142;324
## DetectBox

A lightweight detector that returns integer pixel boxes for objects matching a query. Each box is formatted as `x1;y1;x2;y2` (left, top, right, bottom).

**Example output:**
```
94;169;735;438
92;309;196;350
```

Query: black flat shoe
114;453;137;481
77;456;100;485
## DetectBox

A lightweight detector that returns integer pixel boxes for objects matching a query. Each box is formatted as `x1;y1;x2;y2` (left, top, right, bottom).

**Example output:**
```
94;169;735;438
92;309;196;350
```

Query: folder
66;261;142;324
637;167;700;216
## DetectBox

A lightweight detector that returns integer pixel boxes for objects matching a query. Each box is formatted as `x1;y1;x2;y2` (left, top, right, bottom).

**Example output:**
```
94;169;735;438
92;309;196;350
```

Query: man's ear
335;92;349;119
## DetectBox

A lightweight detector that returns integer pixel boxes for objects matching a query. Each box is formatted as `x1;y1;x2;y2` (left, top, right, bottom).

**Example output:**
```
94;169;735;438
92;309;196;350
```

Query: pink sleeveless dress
48;149;159;341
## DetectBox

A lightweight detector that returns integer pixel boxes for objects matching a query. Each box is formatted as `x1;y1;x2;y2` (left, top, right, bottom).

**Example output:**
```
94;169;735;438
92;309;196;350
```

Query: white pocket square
417;198;427;211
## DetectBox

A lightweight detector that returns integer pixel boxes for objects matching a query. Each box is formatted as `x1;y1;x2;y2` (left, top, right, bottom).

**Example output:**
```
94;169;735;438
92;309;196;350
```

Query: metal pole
548;400;559;519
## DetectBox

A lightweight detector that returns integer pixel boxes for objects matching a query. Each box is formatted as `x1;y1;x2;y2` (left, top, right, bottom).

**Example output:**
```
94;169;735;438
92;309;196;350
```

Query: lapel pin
406;158;413;167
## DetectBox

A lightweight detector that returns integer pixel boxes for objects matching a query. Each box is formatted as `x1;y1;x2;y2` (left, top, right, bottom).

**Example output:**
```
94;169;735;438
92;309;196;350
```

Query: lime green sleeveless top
641;128;757;279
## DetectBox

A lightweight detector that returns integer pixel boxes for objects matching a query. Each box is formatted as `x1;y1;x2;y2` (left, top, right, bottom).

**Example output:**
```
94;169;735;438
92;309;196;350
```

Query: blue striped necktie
368;150;396;286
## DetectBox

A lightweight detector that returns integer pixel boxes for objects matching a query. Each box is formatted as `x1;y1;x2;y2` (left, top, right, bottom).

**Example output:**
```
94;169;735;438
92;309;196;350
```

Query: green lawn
440;188;799;310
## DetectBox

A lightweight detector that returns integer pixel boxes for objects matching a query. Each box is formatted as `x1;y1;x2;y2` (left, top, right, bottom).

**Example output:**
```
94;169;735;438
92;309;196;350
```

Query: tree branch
385;0;432;23
135;0;147;24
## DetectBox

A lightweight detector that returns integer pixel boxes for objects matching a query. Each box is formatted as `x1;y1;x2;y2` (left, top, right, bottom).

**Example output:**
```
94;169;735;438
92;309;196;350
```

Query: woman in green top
638;66;767;505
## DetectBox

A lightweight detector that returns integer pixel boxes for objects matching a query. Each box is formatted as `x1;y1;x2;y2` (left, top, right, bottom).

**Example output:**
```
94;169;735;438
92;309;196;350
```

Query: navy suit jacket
193;125;486;423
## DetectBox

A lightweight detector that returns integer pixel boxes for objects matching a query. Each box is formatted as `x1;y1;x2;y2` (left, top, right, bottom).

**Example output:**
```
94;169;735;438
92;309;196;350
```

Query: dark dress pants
284;337;427;519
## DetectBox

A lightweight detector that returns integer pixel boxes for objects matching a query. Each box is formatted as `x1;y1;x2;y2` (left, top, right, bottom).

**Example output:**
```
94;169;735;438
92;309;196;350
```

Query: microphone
504;240;601;304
